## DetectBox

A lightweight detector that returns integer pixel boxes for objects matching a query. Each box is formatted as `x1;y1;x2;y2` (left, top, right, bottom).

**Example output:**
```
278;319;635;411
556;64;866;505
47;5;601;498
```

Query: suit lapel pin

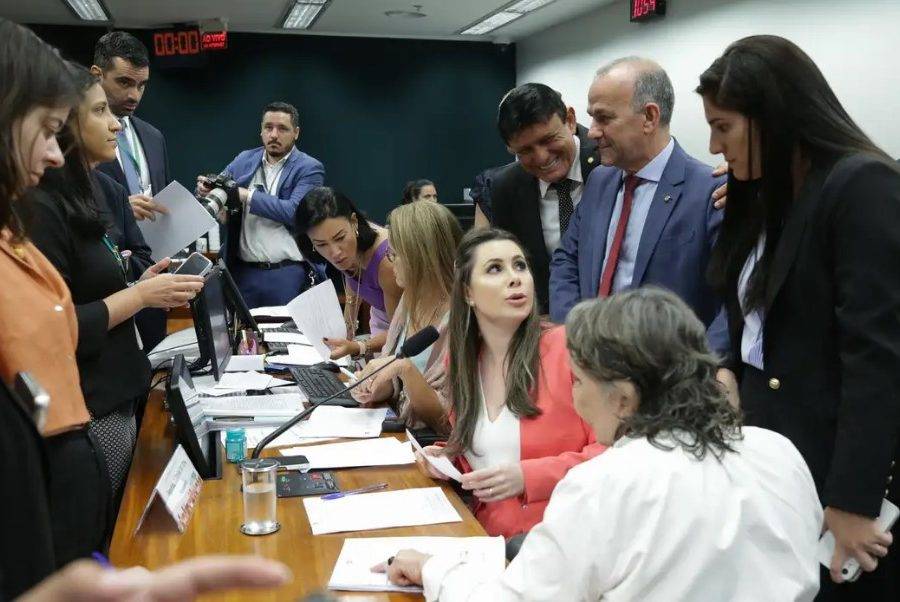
587;156;594;164
664;194;672;203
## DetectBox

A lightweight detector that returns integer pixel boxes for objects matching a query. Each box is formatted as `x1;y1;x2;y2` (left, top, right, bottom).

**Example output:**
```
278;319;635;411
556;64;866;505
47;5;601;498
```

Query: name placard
135;445;202;534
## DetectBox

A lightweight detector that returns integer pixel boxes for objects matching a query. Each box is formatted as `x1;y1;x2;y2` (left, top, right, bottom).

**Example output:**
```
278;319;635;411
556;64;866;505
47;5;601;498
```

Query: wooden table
110;389;485;600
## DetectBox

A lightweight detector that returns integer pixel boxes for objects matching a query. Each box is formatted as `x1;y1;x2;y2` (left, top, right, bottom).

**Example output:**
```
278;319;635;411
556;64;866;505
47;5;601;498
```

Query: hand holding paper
407;431;462;482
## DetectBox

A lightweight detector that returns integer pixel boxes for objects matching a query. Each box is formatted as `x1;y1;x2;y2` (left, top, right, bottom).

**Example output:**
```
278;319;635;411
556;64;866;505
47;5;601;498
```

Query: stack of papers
199;371;292;396
281;436;414;469
328;536;505;593
200;393;305;417
304;487;462;535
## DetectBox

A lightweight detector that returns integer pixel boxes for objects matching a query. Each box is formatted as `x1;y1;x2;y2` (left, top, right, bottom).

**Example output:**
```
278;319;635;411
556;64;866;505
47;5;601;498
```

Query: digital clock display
152;28;228;57
631;0;667;22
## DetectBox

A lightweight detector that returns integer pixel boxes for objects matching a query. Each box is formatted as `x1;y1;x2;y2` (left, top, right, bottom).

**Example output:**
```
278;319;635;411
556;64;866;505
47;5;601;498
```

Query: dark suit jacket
96;115;171;195
28;189;151;418
727;154;900;517
220;145;325;270
550;140;727;352
92;170;167;351
490;125;600;313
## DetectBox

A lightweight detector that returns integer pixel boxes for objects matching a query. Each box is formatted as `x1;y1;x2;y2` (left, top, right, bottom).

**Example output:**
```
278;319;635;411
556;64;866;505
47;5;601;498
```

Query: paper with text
329;536;505;592
281;436;414;469
286;281;346;361
224;355;265;372
304;487;461;535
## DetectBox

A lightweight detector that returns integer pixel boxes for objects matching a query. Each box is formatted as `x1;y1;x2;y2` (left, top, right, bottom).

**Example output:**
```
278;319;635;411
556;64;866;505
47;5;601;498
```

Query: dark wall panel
29;25;515;222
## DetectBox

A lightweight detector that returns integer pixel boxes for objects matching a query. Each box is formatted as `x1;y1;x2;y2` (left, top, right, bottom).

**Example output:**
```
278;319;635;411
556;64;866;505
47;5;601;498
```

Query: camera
197;172;241;219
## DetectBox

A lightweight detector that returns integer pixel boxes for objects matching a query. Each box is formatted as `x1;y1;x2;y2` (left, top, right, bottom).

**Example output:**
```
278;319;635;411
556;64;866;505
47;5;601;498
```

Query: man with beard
197;102;325;307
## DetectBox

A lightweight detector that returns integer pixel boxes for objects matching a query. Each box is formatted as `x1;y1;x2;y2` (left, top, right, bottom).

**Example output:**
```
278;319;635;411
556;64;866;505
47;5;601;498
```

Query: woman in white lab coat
376;287;824;601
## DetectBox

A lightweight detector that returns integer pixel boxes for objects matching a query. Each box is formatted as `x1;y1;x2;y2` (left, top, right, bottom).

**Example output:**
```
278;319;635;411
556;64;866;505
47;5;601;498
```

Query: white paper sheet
219;428;335;449
249;305;291;318
296;406;387;439
223;355;265;372
266;344;350;368
286;281;346;361
281;436;414;469
304;487;462;535
213;371;273;391
137;181;217;260
406;430;462;482
328;536;505;593
263;331;312;345
258;323;283;330
200;393;304;417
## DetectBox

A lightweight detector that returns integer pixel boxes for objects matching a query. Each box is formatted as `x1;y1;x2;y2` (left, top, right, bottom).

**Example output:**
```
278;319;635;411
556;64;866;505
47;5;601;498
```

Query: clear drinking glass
240;458;280;535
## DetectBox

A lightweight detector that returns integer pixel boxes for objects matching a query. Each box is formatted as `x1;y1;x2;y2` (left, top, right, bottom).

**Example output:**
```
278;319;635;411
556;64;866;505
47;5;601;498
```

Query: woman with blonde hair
353;201;462;434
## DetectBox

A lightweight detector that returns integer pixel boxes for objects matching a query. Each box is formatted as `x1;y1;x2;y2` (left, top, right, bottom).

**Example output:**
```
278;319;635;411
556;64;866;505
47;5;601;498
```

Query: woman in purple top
294;187;402;360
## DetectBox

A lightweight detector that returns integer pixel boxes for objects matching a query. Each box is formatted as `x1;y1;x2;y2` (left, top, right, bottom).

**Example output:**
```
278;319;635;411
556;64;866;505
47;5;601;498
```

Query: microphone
251;326;439;458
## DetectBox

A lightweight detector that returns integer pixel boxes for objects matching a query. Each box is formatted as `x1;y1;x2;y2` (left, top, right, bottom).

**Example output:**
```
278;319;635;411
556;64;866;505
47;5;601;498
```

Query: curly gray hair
565;287;741;459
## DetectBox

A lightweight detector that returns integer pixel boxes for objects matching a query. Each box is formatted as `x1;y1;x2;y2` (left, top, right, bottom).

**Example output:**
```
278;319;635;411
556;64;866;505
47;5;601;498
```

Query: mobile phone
14;372;50;431
173;252;213;277
818;498;900;581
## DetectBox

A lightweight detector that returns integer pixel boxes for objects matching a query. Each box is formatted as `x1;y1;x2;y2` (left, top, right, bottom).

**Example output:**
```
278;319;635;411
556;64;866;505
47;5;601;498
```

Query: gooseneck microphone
251;326;439;459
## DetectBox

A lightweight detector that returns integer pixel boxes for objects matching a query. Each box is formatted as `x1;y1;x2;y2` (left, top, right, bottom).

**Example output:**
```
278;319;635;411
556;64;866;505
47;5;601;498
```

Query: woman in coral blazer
418;228;606;538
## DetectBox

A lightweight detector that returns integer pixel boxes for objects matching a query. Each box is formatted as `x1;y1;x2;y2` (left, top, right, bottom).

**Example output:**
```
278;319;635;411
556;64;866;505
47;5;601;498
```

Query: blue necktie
117;119;142;195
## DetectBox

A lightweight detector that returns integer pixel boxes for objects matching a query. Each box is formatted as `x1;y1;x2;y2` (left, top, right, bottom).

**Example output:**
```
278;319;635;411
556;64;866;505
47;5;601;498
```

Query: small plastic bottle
225;428;246;463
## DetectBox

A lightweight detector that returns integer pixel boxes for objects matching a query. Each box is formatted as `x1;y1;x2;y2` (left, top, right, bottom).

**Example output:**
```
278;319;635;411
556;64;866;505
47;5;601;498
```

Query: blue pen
322;482;388;500
91;552;113;569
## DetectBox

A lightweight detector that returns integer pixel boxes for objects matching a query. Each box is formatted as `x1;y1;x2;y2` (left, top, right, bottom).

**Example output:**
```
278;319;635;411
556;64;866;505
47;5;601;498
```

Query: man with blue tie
196;102;325;307
550;57;728;353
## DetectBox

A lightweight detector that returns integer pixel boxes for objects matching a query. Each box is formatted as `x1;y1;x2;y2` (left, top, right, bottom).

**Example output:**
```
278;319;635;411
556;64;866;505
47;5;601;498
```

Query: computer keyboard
288;366;359;407
264;321;302;354
266;320;300;334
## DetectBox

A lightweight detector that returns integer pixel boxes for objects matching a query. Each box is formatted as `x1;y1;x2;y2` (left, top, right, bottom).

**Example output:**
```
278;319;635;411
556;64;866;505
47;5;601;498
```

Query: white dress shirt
602;137;676;293
115;116;151;193
238;152;304;263
538;135;584;256
422;426;822;602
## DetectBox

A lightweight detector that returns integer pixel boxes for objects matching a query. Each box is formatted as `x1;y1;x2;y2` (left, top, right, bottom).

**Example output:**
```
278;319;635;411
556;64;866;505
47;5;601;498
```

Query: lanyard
260;157;288;195
119;121;143;177
101;234;128;280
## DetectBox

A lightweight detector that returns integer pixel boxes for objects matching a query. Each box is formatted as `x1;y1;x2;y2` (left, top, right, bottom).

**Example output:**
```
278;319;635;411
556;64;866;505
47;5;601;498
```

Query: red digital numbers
153;30;201;57
632;0;657;20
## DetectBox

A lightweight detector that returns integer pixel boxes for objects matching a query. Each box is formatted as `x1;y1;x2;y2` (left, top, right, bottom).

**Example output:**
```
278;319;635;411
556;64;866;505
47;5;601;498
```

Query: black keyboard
264;321;301;354
266;320;300;334
288;366;359;407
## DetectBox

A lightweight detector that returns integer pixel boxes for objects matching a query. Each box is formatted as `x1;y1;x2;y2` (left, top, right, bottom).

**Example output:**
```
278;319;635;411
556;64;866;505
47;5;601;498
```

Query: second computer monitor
191;267;232;381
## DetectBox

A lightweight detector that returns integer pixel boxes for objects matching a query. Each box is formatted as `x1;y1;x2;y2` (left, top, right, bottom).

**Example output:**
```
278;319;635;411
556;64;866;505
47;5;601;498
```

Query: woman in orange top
417;228;606;538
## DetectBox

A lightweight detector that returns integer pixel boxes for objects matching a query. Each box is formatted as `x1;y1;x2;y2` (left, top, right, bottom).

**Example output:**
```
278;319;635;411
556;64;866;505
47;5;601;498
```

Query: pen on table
322;482;388;500
339;366;357;383
91;551;113;569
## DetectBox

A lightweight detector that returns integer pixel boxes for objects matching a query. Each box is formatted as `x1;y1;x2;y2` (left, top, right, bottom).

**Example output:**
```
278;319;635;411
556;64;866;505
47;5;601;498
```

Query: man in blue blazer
550;57;728;353
197;102;325;307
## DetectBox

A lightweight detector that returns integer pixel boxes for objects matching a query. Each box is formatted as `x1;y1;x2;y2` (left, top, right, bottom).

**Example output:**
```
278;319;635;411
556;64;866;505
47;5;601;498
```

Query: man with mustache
549;57;728;354
487;83;601;314
197;102;325;307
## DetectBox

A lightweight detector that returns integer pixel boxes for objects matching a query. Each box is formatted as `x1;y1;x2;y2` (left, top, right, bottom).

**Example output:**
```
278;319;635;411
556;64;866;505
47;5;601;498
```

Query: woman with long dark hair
294;186;402;360
400;178;437;204
698;35;900;598
379;289;822;599
415;228;605;539
25;64;205;560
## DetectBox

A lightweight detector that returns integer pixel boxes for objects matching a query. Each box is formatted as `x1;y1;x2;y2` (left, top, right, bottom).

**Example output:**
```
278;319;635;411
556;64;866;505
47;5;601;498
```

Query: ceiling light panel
63;0;109;21
282;1;329;29
461;11;522;35
505;0;557;13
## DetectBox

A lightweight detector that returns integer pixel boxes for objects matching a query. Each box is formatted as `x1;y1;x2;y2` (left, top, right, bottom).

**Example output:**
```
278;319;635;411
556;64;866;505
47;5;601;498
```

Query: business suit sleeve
824;160;900;516
248;158;325;226
26;193;110;360
703;176;730;356
549;198;585;323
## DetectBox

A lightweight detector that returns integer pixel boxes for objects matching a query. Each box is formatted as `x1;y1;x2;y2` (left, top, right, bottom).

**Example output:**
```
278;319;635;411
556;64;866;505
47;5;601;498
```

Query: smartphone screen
174;252;213;277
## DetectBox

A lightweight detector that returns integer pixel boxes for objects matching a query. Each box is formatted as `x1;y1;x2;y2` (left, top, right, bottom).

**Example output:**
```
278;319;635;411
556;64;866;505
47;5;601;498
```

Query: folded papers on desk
281;436;414;469
304;487;462;535
329;536;505;593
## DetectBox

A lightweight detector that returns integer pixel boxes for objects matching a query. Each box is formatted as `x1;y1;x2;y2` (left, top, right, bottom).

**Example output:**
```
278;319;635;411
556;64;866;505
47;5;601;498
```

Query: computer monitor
190;267;232;381
165;354;222;480
215;259;260;336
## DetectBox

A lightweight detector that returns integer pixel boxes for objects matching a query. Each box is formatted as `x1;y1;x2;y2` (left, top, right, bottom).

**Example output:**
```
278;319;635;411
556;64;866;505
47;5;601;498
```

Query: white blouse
423;427;823;601
463;379;521;472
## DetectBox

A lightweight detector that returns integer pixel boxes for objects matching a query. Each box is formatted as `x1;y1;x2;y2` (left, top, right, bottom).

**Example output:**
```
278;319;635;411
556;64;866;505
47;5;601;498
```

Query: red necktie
598;175;640;297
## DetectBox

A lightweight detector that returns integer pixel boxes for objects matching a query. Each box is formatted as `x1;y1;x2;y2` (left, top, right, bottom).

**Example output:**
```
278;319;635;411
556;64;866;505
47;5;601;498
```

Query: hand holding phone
173;252;214;278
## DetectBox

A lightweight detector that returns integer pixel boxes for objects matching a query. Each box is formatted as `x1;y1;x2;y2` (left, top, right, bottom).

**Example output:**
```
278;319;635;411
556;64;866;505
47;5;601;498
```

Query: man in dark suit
489;83;601;313
550;57;727;353
196;102;325;308
92;31;170;351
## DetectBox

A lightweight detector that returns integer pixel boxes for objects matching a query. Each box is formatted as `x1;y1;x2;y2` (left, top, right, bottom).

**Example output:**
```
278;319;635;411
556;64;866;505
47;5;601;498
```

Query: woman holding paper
25;63;205;555
381;288;823;600
294;186;402;360
352;201;462;434
415;228;606;539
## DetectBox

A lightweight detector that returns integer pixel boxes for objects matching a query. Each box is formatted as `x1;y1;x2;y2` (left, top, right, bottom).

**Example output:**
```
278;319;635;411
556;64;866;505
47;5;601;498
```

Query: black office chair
505;533;528;561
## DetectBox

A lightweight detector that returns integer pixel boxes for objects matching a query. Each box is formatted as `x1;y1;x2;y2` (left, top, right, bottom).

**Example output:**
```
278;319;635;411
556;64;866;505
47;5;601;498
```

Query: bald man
549;57;728;353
